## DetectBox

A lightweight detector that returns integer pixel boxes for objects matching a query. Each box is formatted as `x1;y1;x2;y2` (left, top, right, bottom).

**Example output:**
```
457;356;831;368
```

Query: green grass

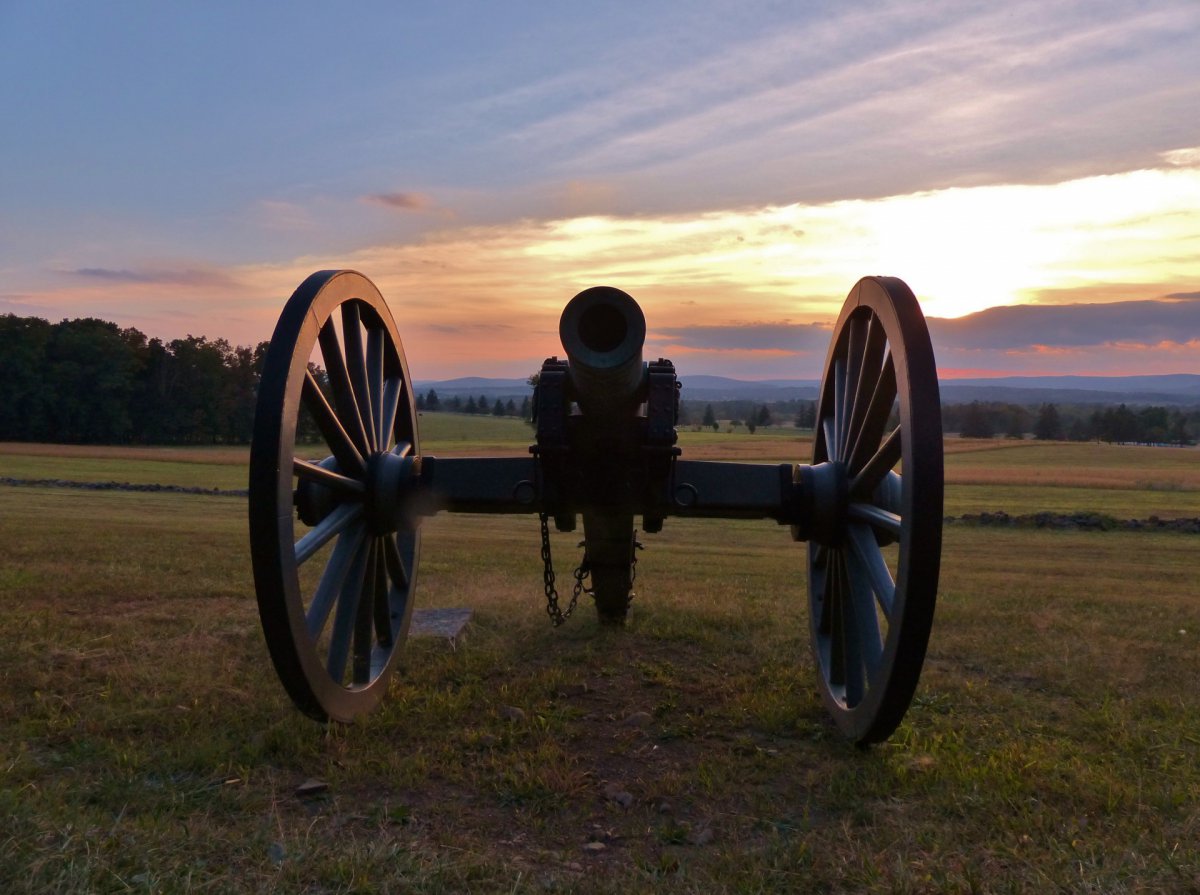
2;438;1200;891
416;412;536;453
945;483;1200;519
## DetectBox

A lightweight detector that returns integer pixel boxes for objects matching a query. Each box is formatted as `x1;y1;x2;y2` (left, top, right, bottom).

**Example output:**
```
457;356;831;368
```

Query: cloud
485;2;1200;210
928;297;1200;351
67;266;238;288
424;321;517;335
654;323;831;353
1162;146;1200;168
363;192;432;211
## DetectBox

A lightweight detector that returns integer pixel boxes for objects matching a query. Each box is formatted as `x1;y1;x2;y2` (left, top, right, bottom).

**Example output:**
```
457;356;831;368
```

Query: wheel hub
791;461;848;546
364;450;421;535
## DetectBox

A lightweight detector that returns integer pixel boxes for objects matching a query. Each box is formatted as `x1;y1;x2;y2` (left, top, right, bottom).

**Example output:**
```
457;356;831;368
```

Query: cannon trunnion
249;270;943;744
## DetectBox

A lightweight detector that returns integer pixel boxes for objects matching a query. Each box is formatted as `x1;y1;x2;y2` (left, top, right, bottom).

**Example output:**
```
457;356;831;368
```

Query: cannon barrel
558;286;646;415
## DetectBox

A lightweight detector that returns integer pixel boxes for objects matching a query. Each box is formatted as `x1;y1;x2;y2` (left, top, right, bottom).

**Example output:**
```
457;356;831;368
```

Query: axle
300;451;861;545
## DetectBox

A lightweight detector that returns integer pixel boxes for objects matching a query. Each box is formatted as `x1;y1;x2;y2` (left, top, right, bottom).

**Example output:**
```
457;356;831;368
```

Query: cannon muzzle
559;286;646;415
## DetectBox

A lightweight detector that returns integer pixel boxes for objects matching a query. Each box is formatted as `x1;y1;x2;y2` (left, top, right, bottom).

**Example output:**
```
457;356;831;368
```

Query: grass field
1;424;1198;892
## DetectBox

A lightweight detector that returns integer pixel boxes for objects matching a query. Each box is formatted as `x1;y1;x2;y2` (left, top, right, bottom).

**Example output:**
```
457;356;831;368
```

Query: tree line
1;313;1195;446
948;400;1196;445
416;389;530;419
0;314;265;444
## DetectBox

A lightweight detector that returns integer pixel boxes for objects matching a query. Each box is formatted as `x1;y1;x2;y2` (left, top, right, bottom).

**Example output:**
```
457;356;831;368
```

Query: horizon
2;2;1199;380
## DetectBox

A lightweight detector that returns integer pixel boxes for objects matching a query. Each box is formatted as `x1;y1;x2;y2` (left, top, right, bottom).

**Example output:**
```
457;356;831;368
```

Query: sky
2;0;1199;380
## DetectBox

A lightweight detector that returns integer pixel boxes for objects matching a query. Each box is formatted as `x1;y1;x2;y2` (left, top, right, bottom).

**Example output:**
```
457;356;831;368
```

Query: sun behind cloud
11;153;1200;379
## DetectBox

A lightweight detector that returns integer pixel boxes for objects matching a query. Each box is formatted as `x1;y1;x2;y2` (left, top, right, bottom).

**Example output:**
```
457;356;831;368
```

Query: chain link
540;512;589;626
629;531;642;605
541;513;647;625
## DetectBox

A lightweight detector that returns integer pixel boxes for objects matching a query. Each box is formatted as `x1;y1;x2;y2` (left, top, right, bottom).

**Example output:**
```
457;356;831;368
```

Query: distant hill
677;376;820;401
938;374;1200;406
413;373;1200;406
413;377;532;400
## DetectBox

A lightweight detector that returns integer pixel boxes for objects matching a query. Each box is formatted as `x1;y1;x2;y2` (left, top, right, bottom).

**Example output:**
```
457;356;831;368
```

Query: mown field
1;422;1198;892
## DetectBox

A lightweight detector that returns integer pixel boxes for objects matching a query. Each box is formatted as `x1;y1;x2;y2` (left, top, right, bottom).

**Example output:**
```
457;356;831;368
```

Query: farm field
5;420;1199;518
1;428;1198;892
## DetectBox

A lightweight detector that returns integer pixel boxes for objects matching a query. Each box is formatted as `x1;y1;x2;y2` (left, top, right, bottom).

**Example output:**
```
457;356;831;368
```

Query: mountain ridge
412;373;1200;405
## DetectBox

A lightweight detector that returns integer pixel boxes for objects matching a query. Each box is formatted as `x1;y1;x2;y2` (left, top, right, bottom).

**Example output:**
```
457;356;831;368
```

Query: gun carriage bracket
249;271;943;744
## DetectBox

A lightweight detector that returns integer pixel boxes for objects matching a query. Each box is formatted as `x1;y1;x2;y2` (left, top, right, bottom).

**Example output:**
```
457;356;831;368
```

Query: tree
505;398;517;416
702;404;717;431
492;398;505;416
44;318;140;443
1169;411;1191;446
794;401;815;429
1067;417;1092;442
1033;403;1064;441
465;396;478;414
1004;406;1028;439
746;418;757;434
959;401;994;438
425;389;441;411
0;314;53;440
520;395;532;421
756;405;773;427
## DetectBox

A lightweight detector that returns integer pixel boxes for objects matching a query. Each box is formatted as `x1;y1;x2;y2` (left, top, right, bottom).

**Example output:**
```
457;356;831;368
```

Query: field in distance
3;411;1199;518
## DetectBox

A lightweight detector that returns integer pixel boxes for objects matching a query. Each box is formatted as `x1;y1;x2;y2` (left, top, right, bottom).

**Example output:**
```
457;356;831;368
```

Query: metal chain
541;514;649;625
628;530;642;606
540;512;589;626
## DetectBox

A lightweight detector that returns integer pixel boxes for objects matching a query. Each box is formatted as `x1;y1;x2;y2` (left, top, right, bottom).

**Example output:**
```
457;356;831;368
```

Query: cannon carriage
249;270;942;744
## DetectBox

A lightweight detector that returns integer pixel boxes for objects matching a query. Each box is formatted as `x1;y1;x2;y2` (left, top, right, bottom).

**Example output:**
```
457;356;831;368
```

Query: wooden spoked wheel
807;276;943;744
249;270;420;722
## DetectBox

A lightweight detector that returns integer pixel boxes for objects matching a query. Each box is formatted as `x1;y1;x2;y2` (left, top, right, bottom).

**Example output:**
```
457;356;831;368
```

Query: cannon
249;270;943;744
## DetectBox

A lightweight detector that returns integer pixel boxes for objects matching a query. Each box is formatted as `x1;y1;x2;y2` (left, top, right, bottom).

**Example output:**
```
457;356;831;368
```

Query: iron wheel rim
807;276;943;744
249;270;420;722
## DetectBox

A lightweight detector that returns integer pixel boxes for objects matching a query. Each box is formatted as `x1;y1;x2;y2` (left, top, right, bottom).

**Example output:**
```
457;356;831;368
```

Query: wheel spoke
821;416;837;463
828;551;845;687
839;316;868;457
846;350;897;476
373;536;395;648
366;326;386;448
305;522;367;638
844;317;888;468
341;302;377;454
302;371;366;478
850;425;902;497
846;522;895;621
813;547;831;633
382;531;411;590
379;377;402;450
831;357;846;461
295;502;363;565
837;552;866;706
352;540;379;685
318;318;372;458
847;501;902;540
844;543;885;677
326;536;373;684
293;458;365;497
